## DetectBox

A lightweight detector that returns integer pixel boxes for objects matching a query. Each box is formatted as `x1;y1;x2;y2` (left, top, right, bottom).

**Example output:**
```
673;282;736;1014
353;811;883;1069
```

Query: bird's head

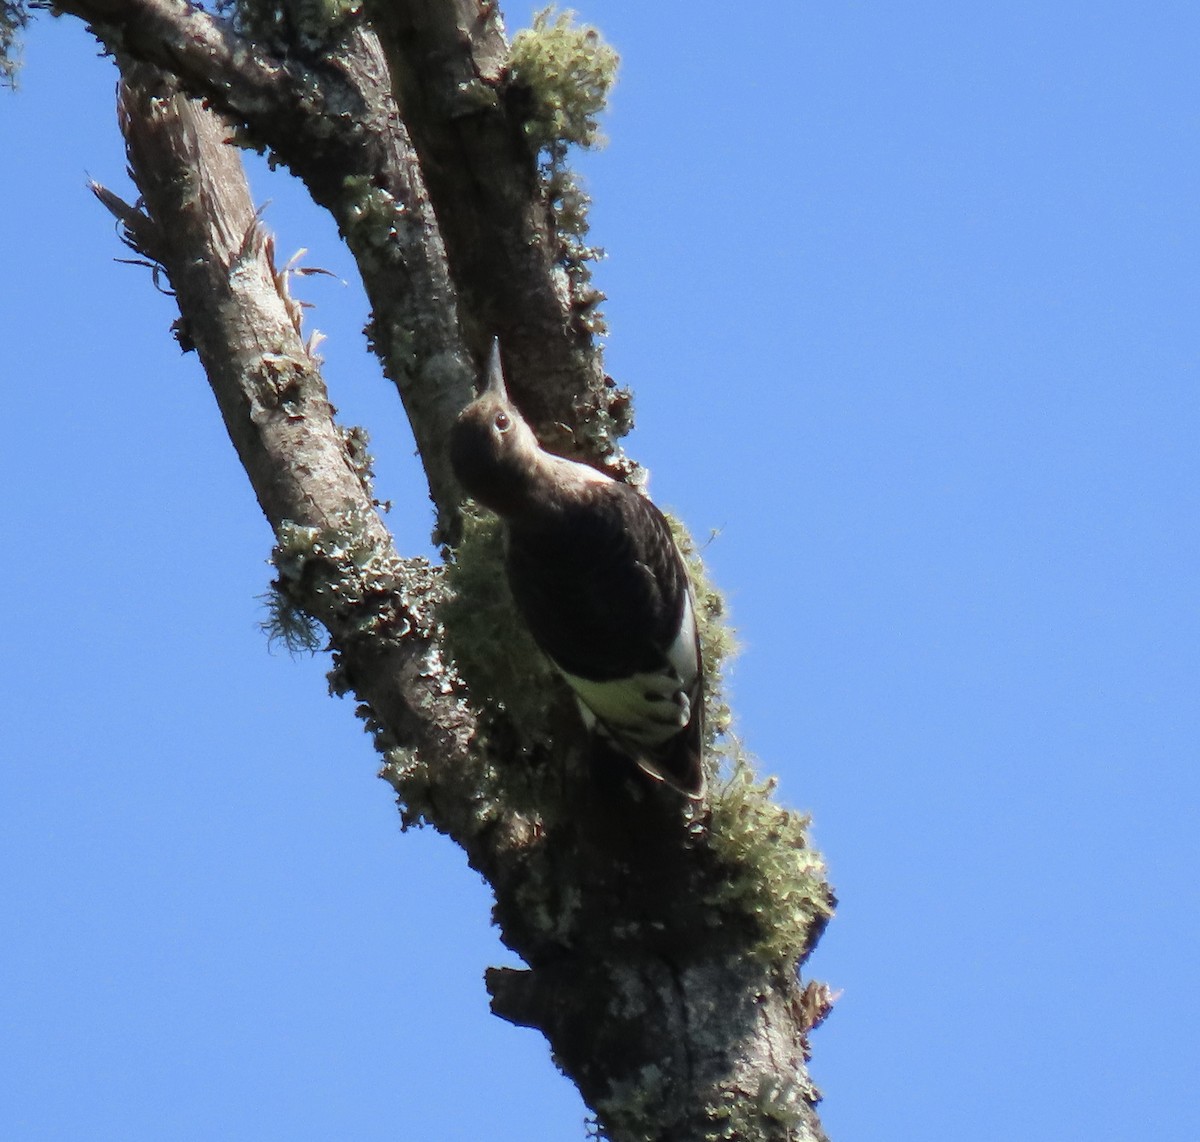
449;340;543;515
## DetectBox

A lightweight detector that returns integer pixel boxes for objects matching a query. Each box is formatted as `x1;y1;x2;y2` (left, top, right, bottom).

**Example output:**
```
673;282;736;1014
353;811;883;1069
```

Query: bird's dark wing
506;483;704;796
505;482;689;680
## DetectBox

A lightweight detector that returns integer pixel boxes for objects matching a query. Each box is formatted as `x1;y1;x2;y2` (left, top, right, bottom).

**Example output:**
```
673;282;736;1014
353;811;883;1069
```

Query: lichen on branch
509;6;618;154
706;759;834;966
508;7;619;336
439;506;561;736
1;0;27;88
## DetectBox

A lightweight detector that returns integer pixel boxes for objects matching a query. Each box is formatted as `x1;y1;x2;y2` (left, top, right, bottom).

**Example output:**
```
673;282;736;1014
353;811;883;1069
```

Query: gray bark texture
57;2;837;1138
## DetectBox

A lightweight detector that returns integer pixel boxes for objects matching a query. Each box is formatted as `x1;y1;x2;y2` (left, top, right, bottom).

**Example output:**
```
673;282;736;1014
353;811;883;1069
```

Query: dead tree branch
60;0;474;529
61;7;836;1136
104;63;490;834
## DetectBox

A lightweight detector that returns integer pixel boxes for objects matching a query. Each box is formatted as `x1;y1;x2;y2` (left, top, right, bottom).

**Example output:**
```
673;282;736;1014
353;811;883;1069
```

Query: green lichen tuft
705;754;834;966
509;8;619;153
438;505;561;736
509;9;618;334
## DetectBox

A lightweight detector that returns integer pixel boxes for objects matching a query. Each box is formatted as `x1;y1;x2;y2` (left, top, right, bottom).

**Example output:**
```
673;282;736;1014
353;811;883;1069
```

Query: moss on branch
509;7;618;153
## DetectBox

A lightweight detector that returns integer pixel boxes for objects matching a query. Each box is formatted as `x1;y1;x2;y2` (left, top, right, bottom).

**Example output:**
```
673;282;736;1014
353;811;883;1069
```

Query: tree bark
64;4;836;1137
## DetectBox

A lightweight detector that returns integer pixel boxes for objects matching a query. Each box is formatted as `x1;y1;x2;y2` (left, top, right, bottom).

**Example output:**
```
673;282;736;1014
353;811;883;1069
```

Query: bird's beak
485;338;509;400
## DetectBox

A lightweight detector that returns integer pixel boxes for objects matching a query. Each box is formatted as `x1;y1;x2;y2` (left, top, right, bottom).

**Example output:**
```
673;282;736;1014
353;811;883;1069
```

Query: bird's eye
494;411;512;433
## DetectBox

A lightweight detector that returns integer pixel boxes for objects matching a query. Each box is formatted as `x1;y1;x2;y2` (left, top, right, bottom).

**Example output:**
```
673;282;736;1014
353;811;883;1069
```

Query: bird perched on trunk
449;341;705;798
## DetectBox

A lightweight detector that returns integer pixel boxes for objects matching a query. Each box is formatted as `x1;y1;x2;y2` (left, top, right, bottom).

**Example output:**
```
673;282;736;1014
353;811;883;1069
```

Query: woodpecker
449;341;705;798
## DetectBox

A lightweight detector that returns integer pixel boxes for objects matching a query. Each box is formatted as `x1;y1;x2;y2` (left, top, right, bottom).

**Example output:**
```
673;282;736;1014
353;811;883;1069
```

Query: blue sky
3;3;1197;1139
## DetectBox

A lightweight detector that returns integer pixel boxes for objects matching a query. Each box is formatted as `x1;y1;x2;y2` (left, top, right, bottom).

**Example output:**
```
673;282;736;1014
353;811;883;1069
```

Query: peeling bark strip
59;0;474;528
63;3;836;1136
105;65;483;820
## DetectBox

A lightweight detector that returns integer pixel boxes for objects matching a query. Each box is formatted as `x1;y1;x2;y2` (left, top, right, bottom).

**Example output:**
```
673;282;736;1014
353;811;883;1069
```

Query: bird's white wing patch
560;668;690;747
668;589;700;688
559;592;699;750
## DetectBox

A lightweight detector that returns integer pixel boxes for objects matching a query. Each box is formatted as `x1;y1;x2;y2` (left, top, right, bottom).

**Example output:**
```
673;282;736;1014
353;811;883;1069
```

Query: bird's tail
633;717;706;800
